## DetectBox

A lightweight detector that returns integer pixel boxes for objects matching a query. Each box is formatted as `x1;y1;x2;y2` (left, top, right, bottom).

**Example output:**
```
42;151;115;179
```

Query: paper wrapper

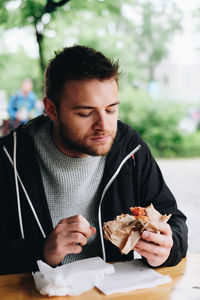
32;257;114;296
33;258;171;296
103;204;171;255
96;259;171;295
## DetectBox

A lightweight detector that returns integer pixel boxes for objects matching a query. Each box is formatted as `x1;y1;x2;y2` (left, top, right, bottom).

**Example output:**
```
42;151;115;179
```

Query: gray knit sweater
29;119;106;263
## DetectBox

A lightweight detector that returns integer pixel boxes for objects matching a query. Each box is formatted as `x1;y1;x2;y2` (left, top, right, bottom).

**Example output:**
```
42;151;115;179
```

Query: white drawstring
3;132;140;254
13;132;24;239
98;144;141;261
3;133;46;239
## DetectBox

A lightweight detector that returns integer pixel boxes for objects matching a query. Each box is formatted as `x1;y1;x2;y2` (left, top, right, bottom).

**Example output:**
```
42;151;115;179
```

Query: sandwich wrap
103;204;171;255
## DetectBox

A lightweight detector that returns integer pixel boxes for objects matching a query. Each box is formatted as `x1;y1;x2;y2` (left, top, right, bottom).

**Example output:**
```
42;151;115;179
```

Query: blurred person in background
7;78;38;130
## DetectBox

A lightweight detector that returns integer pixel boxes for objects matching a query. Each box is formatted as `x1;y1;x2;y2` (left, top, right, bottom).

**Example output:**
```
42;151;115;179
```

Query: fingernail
143;231;149;238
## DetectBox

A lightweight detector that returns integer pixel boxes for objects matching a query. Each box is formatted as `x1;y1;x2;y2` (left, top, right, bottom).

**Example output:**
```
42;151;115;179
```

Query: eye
77;112;92;117
106;103;119;114
106;109;116;114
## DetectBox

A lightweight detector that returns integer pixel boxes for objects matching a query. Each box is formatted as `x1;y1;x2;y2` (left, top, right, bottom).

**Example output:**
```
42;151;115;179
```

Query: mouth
90;135;111;143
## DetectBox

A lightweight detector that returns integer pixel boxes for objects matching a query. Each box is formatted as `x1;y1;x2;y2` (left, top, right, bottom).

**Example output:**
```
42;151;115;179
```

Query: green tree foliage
1;0;199;157
0;0;182;83
0;48;40;95
119;86;200;157
122;1;182;81
0;0;71;78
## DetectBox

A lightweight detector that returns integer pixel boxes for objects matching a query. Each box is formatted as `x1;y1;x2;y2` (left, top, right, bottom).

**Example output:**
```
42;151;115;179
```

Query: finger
142;230;173;248
56;217;93;238
68;232;88;246
48;229;88;248
65;222;93;238
133;247;161;265
151;222;172;235
59;214;90;227
53;231;87;247
66;244;83;255
134;247;156;259
134;240;167;257
134;243;171;267
90;226;96;235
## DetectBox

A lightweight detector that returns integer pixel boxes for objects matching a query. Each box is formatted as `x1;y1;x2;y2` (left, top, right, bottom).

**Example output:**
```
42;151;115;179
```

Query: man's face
50;78;119;157
21;80;33;95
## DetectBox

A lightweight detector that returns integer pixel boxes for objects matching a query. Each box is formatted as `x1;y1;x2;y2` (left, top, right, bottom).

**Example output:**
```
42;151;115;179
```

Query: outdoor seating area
0;1;199;299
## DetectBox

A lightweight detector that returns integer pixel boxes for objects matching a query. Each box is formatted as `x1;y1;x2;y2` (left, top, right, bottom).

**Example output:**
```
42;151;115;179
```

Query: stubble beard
58;121;116;157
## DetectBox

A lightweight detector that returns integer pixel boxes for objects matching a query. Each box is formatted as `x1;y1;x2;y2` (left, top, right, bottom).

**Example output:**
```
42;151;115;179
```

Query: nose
92;112;107;131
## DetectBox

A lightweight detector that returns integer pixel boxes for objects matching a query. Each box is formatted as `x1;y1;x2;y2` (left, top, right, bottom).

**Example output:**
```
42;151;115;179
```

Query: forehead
60;79;118;107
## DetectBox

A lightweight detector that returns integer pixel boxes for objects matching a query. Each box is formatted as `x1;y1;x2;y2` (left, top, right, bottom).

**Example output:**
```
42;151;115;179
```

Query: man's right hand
44;214;96;266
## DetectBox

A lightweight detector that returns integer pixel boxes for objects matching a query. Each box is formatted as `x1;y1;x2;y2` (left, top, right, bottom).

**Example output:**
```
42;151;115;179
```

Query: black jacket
0;115;188;275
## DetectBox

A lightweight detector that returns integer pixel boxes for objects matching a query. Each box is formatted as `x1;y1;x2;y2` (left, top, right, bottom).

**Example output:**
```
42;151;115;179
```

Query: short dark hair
44;45;120;105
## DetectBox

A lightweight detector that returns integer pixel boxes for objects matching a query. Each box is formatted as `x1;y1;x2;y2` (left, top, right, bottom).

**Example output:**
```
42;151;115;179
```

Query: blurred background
0;0;199;252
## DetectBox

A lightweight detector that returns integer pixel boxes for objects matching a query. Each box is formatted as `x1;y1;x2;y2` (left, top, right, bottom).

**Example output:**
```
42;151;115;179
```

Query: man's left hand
133;222;173;267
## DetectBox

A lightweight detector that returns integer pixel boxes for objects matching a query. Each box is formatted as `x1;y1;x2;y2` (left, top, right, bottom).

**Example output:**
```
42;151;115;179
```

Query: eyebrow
73;101;120;110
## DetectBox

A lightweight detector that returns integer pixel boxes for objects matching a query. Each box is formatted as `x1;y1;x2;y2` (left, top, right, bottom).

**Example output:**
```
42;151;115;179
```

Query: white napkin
96;259;171;295
32;256;114;296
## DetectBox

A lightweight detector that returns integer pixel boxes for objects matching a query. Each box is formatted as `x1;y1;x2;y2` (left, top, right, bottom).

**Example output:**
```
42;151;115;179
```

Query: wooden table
0;253;199;300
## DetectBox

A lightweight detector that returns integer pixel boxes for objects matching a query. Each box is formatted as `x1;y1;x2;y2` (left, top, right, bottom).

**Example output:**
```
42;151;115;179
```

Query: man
0;45;187;275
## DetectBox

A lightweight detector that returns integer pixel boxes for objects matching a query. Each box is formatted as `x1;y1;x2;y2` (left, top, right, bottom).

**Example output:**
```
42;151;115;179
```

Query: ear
43;97;58;121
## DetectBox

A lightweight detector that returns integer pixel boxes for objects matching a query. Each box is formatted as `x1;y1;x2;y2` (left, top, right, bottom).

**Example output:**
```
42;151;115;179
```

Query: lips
90;135;111;142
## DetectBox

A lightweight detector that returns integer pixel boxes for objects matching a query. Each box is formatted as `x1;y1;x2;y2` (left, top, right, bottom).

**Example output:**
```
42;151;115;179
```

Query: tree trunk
33;21;46;92
33;0;71;90
36;30;46;78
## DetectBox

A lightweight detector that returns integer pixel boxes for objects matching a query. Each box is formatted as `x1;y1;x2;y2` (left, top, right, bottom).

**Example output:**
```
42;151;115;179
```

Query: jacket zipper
3;131;141;261
98;144;141;261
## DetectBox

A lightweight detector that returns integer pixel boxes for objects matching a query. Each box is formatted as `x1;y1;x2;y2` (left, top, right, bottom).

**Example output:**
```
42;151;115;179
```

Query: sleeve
138;139;188;267
0;238;45;275
27;92;37;112
0;137;50;275
7;95;17;119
